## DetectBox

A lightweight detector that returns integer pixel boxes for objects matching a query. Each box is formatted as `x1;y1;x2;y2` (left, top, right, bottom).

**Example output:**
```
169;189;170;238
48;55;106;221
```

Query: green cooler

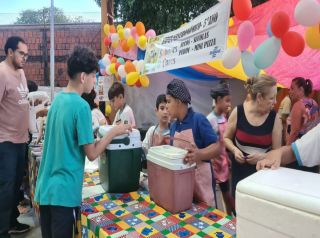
98;126;142;193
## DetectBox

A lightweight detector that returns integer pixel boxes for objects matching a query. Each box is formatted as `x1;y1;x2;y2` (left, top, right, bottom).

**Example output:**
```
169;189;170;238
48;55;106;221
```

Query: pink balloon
131;27;138;38
145;29;156;39
237;20;255;51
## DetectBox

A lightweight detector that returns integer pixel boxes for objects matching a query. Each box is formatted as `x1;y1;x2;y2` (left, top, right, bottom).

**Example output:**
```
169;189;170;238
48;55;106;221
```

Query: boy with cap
166;78;220;207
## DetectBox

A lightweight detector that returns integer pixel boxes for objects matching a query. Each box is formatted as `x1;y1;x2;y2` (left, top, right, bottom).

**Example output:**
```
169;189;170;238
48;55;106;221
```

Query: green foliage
15;7;84;24
115;0;218;34
95;0;268;34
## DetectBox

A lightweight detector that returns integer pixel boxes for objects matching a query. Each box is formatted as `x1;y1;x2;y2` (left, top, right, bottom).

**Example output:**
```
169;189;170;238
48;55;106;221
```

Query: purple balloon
237;20;255;51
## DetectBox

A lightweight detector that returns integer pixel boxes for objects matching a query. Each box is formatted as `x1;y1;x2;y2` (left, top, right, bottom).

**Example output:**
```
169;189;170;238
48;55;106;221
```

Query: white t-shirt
113;104;136;127
292;123;320;167
91;108;106;128
142;125;170;154
142;125;156;153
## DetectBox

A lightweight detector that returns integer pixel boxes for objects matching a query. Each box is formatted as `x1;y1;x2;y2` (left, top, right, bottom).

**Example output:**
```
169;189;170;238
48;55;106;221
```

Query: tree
94;0;268;34
15;7;83;24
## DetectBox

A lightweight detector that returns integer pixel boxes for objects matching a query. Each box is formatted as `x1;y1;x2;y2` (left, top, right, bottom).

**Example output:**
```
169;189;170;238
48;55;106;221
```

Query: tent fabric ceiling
168;0;320;90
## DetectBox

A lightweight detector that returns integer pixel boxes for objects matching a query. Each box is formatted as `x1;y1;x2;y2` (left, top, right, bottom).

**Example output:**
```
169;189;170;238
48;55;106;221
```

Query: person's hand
234;147;245;164
184;143;199;165
246;153;266;165
111;123;132;137
256;150;282;170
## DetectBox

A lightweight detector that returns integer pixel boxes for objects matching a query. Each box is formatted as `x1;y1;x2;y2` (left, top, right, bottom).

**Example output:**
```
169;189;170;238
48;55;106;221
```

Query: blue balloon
98;59;105;69
121;77;126;84
241;51;260;77
254;37;281;69
266;21;273;37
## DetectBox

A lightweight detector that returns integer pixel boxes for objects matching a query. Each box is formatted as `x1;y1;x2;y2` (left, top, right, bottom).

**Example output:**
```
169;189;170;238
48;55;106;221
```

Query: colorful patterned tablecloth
84;171;101;187
81;173;236;238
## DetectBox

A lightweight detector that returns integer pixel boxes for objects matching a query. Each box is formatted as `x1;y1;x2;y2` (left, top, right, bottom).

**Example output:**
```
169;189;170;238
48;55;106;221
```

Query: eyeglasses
15;50;29;60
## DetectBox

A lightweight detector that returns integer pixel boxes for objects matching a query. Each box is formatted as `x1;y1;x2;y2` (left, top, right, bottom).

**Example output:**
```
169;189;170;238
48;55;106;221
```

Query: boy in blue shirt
166;78;220;208
34;46;131;238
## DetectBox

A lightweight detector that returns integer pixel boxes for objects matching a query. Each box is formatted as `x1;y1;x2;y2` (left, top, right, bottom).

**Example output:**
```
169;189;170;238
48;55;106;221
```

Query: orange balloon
110;25;116;33
136;21;146;36
121;40;130;52
124;61;136;73
125;21;133;29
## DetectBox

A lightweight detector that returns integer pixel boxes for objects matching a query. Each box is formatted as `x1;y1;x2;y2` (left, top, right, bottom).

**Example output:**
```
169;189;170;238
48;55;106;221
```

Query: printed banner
144;0;231;74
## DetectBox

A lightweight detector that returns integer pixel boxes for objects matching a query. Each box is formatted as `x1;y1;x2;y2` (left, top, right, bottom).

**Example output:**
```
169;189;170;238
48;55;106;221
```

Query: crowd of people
0;35;319;238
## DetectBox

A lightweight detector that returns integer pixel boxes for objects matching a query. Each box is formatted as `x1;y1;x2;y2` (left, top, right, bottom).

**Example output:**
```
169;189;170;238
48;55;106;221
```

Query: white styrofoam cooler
98;125;141;150
147;145;195;170
236;167;320;238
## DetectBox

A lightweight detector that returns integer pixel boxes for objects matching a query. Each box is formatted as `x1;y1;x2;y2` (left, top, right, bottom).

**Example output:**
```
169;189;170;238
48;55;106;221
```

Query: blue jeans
0;142;26;238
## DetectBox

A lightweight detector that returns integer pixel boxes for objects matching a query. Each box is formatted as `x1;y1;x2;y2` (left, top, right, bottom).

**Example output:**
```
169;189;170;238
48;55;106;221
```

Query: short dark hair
82;89;98;110
292;77;313;96
27;80;38;92
67;45;98;79
4;36;26;55
210;79;230;101
156;94;167;109
108;82;124;100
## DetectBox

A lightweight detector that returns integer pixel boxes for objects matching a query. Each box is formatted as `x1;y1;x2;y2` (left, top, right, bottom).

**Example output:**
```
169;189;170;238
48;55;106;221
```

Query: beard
12;58;24;69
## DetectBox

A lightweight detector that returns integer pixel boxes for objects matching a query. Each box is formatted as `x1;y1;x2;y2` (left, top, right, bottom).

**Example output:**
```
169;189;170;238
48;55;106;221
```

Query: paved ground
12;208;41;238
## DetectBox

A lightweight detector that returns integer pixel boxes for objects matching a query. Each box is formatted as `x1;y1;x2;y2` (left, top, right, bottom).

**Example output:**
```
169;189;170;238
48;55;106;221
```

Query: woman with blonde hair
224;74;282;198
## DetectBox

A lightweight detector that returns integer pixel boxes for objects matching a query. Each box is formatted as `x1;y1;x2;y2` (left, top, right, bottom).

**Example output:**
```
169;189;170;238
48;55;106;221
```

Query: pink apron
172;129;216;207
213;122;230;183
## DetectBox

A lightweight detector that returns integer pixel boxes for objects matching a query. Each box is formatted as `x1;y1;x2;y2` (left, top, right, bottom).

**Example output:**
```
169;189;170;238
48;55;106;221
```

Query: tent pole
50;0;55;101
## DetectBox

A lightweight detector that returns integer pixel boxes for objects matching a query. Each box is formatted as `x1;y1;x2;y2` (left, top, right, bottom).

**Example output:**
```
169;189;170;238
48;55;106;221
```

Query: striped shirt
235;104;276;156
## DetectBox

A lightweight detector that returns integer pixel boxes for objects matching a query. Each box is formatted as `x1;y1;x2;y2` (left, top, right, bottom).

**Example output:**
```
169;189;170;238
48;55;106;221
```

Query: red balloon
281;31;305;57
271;11;290;38
103;36;110;46
135;79;142;88
115;62;121;70
233;0;252;21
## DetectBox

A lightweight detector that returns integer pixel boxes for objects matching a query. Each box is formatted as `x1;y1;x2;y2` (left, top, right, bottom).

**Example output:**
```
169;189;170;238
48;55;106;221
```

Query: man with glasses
0;36;30;237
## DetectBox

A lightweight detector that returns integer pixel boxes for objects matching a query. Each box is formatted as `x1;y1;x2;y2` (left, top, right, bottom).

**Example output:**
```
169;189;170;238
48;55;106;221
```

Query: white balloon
102;54;111;67
132;60;138;68
111;33;119;43
118;65;127;78
294;0;320;26
222;47;241;69
137;60;145;73
105;66;111;75
124;28;131;39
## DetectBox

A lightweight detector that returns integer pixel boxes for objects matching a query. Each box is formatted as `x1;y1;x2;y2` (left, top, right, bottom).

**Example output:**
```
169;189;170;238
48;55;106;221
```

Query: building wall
0;23;101;87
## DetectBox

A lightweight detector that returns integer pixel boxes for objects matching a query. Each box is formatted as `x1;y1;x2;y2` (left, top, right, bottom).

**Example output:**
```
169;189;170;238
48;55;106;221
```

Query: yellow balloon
103;24;110;35
109;63;116;74
138;36;147;49
118;28;125;40
117;24;123;31
127;36;136;48
305;24;320;49
111;41;119;48
105;104;112;115
126;72;139;86
140;75;150;88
